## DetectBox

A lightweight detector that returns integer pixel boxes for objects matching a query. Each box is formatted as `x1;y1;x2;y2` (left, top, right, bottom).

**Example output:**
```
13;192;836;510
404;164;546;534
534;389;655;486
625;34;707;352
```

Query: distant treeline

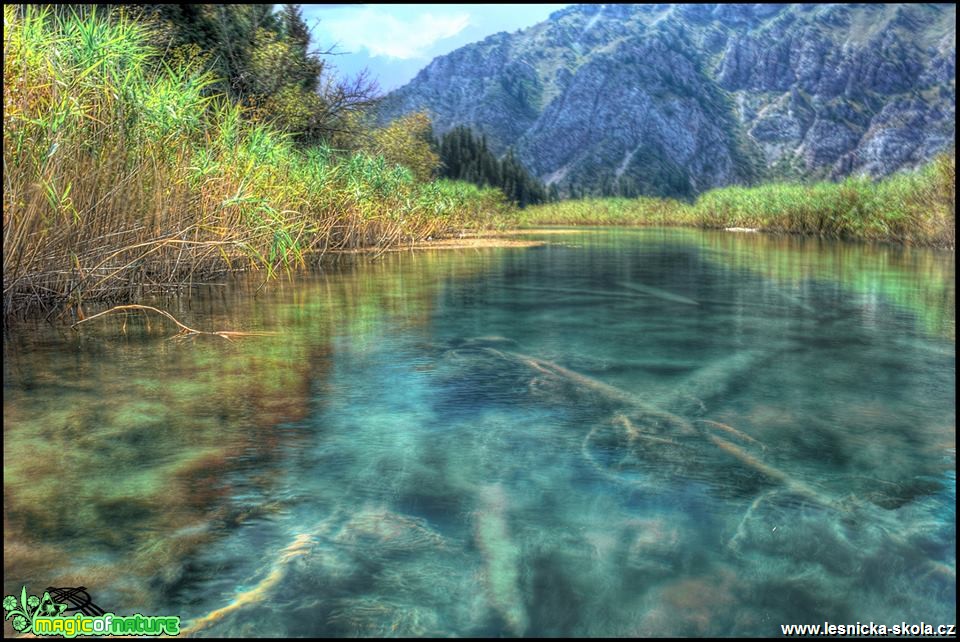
436;126;550;208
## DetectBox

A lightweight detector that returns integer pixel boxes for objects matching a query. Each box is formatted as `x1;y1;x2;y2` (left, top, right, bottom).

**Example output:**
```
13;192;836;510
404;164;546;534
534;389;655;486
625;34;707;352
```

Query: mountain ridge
377;3;956;198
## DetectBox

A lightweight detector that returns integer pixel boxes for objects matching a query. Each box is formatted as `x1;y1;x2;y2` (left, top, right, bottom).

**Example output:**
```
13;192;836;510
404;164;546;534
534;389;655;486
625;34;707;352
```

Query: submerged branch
70;304;275;340
696;419;765;450
705;433;843;511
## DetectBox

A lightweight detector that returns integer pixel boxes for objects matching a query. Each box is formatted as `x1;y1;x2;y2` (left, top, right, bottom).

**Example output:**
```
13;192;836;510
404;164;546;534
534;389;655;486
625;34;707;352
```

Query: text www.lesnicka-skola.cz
781;622;955;637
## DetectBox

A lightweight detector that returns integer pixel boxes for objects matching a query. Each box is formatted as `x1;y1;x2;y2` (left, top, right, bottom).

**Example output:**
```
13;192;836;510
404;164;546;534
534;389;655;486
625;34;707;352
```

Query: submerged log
727;490;781;551
706;434;843;511
617;281;699;306
614;414;683;446
474;484;528;636
483;348;686;419
696;419;764;449
481;344;846;516
182;533;315;635
502;284;639;301
662;349;771;416
580;412;699;487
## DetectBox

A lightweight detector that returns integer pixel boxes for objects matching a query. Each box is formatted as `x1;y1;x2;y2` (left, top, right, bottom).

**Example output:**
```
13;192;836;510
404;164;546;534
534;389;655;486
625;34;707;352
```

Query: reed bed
512;196;695;228
3;6;509;319
516;154;955;249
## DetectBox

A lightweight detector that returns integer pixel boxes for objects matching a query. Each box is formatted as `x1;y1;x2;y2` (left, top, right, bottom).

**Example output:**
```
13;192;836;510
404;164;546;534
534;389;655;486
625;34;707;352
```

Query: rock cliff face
378;4;955;198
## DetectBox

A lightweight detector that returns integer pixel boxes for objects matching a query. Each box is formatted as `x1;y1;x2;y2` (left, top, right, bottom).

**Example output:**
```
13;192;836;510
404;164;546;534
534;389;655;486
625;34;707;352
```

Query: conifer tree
436;126;546;207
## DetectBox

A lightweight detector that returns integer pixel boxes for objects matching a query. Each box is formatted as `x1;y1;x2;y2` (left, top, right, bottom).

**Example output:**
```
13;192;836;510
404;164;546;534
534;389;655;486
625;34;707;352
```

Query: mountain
377;4;956;198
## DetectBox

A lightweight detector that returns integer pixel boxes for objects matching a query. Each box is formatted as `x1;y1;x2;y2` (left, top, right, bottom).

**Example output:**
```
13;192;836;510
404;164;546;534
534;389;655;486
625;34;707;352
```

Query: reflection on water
3;229;955;636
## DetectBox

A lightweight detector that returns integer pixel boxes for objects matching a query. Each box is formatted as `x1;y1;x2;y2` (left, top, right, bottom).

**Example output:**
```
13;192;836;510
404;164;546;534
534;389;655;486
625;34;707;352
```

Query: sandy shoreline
331;235;550;254
381;228;583;250
397;237;548;250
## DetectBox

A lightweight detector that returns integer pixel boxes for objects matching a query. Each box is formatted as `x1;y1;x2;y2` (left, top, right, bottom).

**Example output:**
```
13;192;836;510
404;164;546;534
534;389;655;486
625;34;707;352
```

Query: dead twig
70;304;274;340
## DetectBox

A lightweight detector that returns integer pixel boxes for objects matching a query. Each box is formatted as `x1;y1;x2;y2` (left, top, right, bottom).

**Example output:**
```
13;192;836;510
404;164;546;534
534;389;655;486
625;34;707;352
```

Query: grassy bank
515;154;955;249
2;7;509;319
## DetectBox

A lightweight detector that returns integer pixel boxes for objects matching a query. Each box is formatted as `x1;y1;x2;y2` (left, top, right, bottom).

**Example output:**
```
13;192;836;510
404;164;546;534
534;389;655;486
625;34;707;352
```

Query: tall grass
512;196;696;227
517;153;955;249
3;6;509;319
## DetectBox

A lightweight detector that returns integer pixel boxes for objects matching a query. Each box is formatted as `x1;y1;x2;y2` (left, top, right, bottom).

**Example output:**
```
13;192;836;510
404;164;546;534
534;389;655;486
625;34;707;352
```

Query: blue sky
301;4;571;93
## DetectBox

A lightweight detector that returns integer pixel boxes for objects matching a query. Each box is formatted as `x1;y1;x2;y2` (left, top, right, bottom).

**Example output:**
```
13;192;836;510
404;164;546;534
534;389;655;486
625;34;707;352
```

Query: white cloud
320;9;471;59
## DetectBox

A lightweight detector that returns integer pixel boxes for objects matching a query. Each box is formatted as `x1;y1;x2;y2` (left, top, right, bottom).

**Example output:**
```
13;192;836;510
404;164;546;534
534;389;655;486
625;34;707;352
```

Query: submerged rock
327;597;442;637
632;567;743;637
333;508;446;555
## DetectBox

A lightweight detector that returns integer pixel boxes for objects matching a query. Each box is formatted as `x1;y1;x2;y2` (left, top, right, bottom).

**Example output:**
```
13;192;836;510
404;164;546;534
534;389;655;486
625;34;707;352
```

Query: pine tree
281;4;321;92
435;125;546;207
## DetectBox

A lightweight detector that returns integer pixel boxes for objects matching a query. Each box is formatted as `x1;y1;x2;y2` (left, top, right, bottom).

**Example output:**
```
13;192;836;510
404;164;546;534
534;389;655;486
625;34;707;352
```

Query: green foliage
437;126;547;207
132;4;378;145
367;112;441;183
512;197;694;227
135;4;279;98
514;154;955;249
2;6;509;317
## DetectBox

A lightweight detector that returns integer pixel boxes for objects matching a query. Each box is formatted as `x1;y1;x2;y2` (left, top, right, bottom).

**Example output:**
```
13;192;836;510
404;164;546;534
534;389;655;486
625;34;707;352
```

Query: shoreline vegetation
514;154;954;250
2;6;510;321
3;7;954;322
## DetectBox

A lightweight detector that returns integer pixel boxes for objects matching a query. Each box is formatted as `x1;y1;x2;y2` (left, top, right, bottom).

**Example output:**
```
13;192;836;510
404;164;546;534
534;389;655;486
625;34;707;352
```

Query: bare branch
71;304;276;340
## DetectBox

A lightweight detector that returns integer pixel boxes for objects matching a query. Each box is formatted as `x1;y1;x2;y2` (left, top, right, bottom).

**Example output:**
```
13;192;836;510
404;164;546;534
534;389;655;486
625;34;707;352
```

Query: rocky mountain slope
377;4;956;198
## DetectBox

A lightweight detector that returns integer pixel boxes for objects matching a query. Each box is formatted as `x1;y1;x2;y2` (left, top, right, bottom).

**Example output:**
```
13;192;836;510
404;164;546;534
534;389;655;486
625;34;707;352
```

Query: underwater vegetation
4;230;954;636
169;333;954;636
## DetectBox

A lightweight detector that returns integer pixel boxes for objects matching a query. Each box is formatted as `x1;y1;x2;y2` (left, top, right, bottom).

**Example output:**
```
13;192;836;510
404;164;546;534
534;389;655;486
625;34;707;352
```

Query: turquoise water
3;229;955;636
